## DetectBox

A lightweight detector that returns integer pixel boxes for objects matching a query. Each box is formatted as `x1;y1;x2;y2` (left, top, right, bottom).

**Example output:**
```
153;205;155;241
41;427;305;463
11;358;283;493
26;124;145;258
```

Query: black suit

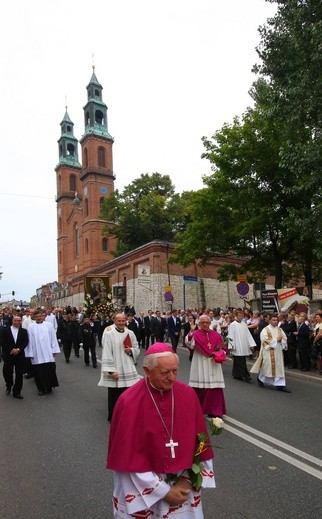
144;315;153;348
167;316;182;352
136;317;146;347
283;320;298;368
127;319;140;340
151;317;167;342
57;319;73;362
296;323;311;371
1;326;28;396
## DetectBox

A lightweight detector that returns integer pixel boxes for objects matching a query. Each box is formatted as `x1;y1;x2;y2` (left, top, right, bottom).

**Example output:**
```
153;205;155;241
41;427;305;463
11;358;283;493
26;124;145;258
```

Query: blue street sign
236;282;250;296
183;275;198;285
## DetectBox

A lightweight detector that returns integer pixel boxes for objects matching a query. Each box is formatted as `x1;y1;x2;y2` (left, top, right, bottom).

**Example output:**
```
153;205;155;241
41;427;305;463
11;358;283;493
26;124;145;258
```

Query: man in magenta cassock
107;343;215;518
186;314;227;418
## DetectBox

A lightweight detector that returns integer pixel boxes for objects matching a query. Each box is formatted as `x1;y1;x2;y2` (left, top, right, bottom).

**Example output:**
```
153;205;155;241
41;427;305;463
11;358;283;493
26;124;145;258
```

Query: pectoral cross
165;438;179;458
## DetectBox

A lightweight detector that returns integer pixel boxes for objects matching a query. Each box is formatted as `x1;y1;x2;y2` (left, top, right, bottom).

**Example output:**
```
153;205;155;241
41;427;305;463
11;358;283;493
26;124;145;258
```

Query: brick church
49;69;249;312
56;68;116;284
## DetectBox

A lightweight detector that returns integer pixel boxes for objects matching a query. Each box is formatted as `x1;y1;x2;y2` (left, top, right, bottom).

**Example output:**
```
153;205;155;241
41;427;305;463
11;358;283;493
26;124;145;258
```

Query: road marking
224;416;322;468
221;417;322;481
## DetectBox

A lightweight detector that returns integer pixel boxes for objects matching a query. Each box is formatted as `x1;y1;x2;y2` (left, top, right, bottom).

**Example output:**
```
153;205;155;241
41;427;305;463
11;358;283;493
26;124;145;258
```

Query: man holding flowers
107;343;217;518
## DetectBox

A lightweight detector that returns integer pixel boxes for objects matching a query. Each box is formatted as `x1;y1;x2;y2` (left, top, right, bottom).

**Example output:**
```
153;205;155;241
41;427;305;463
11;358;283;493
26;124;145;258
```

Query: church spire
57;108;81;167
82;68;113;140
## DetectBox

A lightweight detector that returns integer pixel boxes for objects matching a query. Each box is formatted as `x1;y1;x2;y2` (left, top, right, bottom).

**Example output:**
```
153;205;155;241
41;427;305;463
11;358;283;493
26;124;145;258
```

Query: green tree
100;173;190;256
252;0;322;294
174;1;322;293
173;103;301;287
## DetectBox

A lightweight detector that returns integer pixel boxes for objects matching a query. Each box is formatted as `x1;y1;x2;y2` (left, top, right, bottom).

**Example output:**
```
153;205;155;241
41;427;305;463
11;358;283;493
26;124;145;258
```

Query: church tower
55;69;115;287
55;108;82;284
79;67;115;272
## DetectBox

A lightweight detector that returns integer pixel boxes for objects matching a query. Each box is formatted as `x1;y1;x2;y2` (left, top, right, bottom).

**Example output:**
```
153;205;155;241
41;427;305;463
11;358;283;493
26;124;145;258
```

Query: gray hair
143;351;179;370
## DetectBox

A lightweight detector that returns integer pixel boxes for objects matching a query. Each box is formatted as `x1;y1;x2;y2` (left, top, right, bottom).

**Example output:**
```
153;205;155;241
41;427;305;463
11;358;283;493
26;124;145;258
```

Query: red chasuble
107;378;213;474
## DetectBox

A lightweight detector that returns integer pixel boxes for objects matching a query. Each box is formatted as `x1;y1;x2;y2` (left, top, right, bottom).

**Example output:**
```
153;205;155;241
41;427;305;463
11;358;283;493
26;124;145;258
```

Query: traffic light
12;291;15;296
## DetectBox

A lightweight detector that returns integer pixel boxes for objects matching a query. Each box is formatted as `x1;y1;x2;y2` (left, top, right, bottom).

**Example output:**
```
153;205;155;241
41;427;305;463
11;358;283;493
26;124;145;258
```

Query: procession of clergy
2;304;321;518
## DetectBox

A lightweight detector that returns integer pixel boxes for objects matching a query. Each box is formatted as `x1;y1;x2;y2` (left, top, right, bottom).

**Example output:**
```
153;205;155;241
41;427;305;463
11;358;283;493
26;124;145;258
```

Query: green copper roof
87;70;102;88
56;156;81;168
60;109;73;125
82;126;113;139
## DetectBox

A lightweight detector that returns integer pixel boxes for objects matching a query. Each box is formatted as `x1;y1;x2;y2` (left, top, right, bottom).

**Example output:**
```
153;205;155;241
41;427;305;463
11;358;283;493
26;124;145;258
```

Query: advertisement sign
261;288;310;314
261;289;279;313
277;288;310;314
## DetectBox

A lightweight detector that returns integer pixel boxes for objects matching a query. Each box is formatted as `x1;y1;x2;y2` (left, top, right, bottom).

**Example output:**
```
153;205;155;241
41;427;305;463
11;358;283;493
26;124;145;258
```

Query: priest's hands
165;477;192;506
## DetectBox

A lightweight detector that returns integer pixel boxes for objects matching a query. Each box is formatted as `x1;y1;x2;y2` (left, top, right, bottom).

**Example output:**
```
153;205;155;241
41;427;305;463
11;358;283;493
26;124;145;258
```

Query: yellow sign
237;274;247;282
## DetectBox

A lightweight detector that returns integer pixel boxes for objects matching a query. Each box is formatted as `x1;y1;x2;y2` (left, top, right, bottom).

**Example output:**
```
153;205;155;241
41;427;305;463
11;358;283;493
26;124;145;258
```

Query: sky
0;0;277;303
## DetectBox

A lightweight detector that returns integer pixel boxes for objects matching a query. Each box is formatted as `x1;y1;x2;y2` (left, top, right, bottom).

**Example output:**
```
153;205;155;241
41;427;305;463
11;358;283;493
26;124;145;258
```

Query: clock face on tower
99;186;108;195
84;186;88;196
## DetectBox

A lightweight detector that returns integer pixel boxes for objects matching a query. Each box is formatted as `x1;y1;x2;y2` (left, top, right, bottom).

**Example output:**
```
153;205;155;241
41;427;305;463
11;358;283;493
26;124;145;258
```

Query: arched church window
57;175;61;192
102;238;108;252
85;111;90;126
98;147;105;167
84;147;88;168
69;174;76;192
75;223;79;257
59;217;62;233
85;238;89;254
99;197;105;214
84;198;89;217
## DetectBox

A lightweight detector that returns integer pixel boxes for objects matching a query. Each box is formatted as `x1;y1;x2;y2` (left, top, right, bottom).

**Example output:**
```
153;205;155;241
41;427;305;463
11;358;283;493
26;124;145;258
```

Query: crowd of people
1;303;322;517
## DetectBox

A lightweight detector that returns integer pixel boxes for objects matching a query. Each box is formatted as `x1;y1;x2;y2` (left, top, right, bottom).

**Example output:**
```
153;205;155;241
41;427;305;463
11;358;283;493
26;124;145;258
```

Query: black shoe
6;388;11;395
75;354;80;358
13;394;23;399
277;387;291;393
85;363;90;366
66;359;70;363
245;377;252;383
257;378;265;387
233;377;243;380
93;365;97;368
38;390;46;396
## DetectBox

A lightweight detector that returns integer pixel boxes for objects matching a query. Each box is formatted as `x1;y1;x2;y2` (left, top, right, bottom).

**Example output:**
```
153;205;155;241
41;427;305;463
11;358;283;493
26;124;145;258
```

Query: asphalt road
1;346;321;519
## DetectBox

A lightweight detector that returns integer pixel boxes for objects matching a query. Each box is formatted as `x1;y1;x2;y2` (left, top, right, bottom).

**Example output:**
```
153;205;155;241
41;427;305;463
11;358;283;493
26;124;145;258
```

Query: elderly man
98;313;141;421
107;343;215;518
186;314;227;418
